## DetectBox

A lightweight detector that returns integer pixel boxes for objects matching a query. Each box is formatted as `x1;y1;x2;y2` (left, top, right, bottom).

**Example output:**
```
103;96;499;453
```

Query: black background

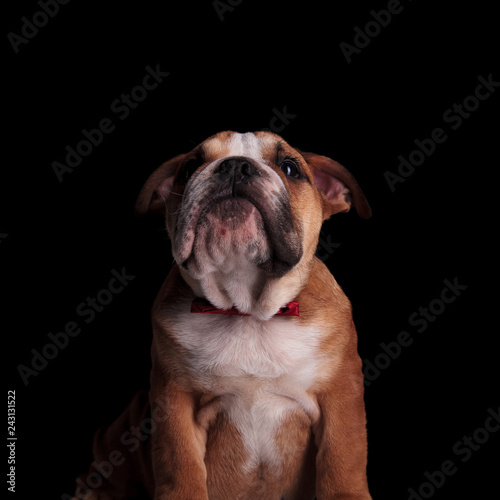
4;0;498;499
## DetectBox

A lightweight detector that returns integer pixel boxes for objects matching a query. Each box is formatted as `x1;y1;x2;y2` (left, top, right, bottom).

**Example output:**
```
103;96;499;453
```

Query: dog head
136;131;370;319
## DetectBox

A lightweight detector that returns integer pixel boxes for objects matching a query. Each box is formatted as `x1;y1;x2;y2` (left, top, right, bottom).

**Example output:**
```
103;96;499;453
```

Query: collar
191;298;299;317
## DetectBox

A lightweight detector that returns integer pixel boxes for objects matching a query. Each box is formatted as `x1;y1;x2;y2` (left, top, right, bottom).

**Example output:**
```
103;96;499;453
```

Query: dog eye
280;158;301;179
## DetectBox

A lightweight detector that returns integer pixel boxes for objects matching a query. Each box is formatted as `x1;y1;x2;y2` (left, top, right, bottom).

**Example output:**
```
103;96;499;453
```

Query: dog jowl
73;131;373;500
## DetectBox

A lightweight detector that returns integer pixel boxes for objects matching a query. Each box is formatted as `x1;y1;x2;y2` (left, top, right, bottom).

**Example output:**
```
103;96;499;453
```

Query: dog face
171;131;317;280
136;131;370;318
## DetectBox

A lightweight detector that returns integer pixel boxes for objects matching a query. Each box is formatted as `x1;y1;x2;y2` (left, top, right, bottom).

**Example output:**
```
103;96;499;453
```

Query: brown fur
73;132;372;500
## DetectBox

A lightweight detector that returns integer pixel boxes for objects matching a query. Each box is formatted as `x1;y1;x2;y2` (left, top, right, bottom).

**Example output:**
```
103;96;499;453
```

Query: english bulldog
73;131;373;500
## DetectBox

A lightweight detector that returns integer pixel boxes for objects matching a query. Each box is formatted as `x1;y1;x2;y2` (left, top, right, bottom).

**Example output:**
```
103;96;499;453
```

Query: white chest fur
171;312;322;468
175;314;317;376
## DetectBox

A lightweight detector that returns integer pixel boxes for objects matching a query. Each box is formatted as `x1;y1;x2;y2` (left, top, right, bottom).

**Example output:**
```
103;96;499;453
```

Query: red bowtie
191;298;299;317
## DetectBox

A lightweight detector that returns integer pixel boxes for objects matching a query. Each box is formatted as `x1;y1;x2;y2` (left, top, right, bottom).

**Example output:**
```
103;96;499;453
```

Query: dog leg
314;355;372;500
150;366;209;500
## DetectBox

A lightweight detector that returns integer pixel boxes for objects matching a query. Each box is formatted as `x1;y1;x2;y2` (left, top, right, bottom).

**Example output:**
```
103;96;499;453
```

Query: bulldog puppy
73;131;373;500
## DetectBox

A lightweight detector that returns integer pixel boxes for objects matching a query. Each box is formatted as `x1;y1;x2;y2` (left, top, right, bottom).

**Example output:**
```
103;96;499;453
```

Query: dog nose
216;157;257;184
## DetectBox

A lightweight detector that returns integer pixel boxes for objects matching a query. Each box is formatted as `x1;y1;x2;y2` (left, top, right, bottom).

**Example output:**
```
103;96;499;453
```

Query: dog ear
134;154;186;216
302;152;371;220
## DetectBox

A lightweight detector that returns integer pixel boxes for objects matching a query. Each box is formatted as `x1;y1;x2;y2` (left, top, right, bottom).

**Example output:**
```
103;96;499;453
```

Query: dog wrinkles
73;131;373;500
